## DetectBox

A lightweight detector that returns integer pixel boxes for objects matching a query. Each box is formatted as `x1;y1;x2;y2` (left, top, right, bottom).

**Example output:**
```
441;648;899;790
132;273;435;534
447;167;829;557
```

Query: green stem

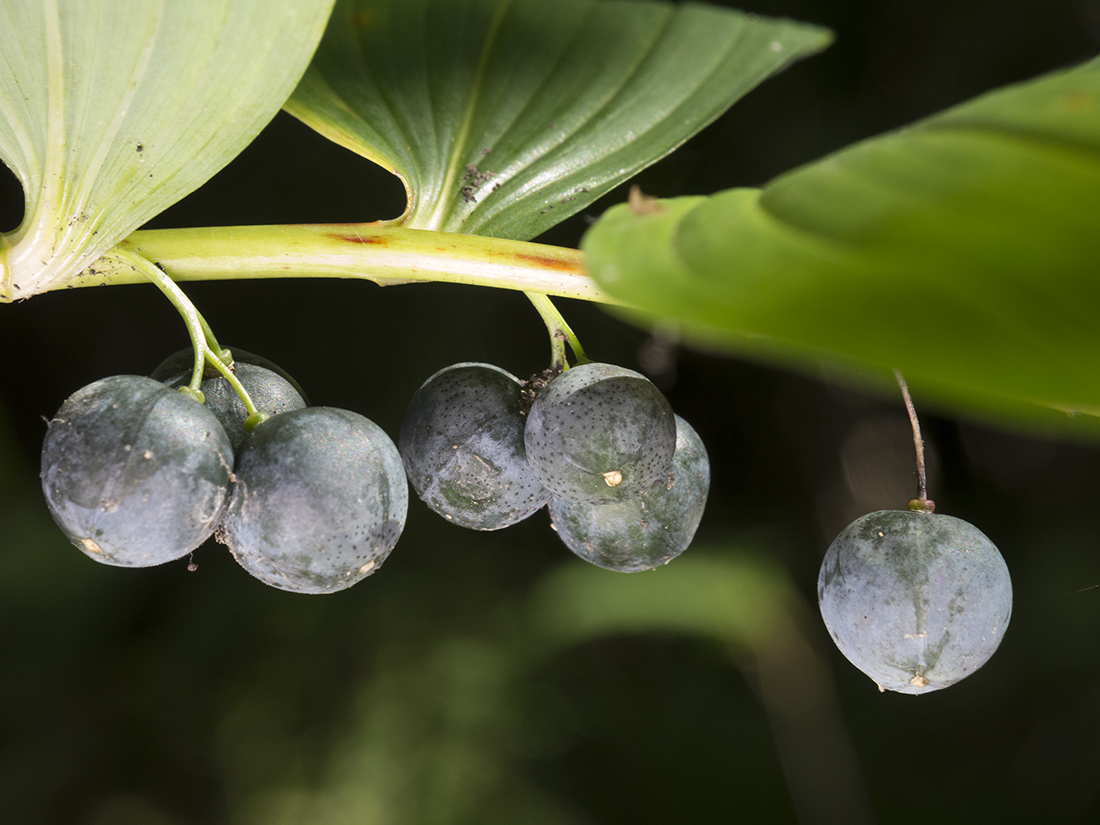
63;224;614;304
120;250;210;395
525;291;588;371
116;248;260;417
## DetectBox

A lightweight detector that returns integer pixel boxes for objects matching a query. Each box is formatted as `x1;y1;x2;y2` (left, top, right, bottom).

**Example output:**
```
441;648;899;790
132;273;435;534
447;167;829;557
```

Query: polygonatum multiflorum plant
1;0;1097;694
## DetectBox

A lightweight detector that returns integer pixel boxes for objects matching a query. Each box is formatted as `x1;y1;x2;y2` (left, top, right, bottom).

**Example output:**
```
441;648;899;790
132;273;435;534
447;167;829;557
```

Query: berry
549;415;709;571
399;362;549;530
152;347;308;449
220;406;408;594
524;362;676;504
40;375;234;567
818;509;1012;693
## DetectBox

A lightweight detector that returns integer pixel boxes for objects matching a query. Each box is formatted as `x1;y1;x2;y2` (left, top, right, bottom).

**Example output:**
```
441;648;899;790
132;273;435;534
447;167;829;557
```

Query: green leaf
0;0;335;302
583;55;1100;434
284;0;831;240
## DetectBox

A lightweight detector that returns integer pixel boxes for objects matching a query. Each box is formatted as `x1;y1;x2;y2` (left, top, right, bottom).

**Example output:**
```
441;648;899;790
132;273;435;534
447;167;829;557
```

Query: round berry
221;407;407;594
40;375;234;567
524;362;676;504
152;347;308;449
549;415;709;571
818;509;1012;693
399;362;549;530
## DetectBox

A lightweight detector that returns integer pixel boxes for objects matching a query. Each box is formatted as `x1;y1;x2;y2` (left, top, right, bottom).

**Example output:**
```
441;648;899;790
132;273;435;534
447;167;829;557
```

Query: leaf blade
583;55;1100;432
0;0;335;301
285;0;831;239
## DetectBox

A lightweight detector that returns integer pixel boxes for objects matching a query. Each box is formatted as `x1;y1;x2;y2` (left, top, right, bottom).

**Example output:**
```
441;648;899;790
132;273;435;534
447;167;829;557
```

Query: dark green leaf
285;0;831;239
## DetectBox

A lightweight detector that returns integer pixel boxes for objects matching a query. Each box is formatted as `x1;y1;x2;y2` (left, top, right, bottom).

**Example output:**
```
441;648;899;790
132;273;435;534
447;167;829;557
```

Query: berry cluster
39;341;1016;695
40;349;407;593
40;352;709;592
399;361;709;572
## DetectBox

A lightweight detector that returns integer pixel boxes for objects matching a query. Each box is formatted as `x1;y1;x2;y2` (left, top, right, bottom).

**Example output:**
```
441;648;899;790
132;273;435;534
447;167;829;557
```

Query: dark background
3;1;1100;823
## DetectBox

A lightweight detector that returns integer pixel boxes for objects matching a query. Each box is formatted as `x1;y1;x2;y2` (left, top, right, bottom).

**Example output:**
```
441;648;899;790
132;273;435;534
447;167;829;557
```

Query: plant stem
119;250;210;393
63;224;612;304
895;369;934;513
525;291;588;371
118;248;260;416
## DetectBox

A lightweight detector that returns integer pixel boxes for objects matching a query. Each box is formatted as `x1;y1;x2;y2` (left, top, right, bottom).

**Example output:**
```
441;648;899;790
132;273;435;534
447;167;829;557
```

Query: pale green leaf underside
0;0;334;301
285;0;831;240
583;55;1100;434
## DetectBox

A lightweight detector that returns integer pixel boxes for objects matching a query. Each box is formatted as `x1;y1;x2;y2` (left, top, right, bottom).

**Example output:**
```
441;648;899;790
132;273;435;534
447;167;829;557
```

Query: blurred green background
2;1;1099;822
